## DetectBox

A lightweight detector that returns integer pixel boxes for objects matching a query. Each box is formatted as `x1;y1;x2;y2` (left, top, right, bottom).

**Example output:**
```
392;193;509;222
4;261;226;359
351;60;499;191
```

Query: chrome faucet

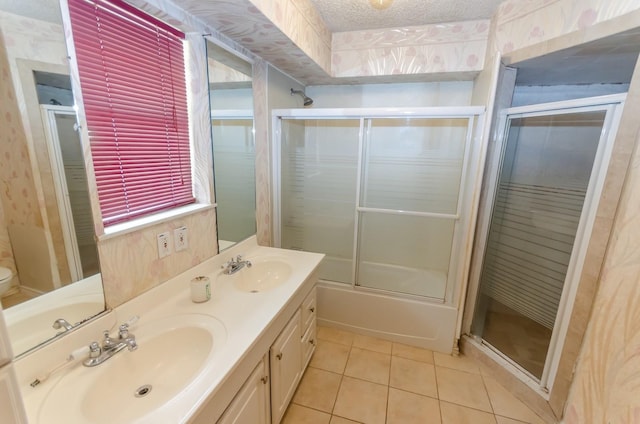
222;255;252;275
83;321;138;367
52;318;74;332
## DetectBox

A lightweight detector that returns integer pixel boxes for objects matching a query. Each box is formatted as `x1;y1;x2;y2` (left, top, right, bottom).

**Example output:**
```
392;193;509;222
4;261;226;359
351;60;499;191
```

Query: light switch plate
157;232;171;258
174;226;188;252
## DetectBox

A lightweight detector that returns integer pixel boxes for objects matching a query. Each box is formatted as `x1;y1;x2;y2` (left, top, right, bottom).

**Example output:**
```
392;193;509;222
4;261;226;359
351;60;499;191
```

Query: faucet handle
236;255;243;262
102;330;116;348
88;342;101;359
118;323;130;339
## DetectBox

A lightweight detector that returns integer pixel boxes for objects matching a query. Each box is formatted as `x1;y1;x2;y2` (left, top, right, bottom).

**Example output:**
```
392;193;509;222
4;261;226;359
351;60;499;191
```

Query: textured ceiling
307;0;504;32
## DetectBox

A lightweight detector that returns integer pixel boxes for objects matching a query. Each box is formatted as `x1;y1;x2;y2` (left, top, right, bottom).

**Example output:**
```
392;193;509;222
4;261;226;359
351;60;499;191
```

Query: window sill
98;203;217;241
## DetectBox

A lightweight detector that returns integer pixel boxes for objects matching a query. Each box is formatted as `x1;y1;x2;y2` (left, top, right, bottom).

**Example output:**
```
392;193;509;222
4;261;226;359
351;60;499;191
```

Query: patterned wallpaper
0;10;75;287
98;208;217;307
331;20;489;78
4;0;640;420
483;0;640;421
0;19;44;287
564;127;640;422
494;0;640;54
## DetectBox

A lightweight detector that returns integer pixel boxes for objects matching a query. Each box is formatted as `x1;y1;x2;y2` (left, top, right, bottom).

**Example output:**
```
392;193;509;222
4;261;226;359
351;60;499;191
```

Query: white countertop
14;237;324;423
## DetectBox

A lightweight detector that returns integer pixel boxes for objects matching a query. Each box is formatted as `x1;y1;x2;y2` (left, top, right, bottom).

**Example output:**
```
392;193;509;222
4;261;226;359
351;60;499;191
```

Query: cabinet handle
309;307;315;313
276;352;283;360
261;376;269;384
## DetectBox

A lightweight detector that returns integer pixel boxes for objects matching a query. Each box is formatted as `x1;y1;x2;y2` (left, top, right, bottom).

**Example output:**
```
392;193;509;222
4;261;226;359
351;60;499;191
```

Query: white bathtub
319;257;447;298
317;283;457;353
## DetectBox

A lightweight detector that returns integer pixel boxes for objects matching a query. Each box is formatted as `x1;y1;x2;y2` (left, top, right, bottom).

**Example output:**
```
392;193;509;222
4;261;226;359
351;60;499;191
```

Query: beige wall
563;100;640;422
465;0;640;421
0;10;71;287
0;26;46;288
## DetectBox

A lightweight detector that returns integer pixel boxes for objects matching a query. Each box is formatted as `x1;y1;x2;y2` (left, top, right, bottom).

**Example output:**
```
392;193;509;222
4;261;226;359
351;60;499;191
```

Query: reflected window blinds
68;0;194;226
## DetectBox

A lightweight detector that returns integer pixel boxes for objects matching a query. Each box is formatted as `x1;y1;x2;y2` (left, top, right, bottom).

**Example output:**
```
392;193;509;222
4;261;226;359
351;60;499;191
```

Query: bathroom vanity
14;238;323;424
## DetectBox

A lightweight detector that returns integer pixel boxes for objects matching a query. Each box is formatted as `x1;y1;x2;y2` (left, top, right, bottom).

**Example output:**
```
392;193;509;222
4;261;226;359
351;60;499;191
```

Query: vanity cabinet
300;289;317;369
270;288;317;424
191;281;319;424
270;309;302;424
217;356;270;424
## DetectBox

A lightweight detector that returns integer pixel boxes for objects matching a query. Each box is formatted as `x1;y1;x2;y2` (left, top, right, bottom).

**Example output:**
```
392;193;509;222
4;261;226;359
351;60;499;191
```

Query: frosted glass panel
472;110;606;379
212;119;256;243
281;119;360;284
357;212;454;299
362;118;468;214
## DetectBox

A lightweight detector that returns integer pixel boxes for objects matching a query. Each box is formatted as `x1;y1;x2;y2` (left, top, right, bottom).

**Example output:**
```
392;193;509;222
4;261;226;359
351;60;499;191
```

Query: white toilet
0;267;13;297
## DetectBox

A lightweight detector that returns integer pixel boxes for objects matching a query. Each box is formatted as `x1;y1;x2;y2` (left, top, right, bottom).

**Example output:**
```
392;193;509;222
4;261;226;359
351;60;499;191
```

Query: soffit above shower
170;0;496;85
509;27;640;86
307;0;503;32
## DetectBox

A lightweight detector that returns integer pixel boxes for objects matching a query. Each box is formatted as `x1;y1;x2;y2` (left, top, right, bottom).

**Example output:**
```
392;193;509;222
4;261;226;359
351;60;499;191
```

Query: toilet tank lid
0;267;12;281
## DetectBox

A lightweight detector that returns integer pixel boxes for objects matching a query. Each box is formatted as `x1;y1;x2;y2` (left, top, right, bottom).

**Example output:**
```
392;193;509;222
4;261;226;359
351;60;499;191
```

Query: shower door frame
464;93;626;395
41;105;84;284
272;107;485;307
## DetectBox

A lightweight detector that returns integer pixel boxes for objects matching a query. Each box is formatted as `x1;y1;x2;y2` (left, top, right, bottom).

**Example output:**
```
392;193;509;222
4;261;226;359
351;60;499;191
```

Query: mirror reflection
206;40;256;251
0;0;104;355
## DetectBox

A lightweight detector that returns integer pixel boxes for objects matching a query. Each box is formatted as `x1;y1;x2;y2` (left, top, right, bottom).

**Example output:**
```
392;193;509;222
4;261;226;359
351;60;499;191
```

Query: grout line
479;369;496;415
439;400;496;418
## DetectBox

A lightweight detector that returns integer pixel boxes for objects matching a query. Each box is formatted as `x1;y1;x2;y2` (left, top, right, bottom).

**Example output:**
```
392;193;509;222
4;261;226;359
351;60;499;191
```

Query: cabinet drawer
300;288;316;331
301;318;316;369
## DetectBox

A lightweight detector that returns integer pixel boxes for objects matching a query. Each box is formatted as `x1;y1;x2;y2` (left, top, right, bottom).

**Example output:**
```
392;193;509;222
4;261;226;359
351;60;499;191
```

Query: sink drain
135;384;152;398
251;290;259;293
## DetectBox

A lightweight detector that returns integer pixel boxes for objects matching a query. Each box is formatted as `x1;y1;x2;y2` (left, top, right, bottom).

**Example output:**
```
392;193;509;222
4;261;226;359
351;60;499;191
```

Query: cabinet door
270;310;302;424
217;356;270;424
301;318;317;370
301;288;316;331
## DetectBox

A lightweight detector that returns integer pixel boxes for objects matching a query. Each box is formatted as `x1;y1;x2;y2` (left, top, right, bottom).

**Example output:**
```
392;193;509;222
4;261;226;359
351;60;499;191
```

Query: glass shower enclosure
470;94;625;390
273;108;484;304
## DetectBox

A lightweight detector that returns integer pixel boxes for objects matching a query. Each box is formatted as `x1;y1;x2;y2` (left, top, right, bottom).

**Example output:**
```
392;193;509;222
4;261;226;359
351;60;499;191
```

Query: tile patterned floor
282;326;549;424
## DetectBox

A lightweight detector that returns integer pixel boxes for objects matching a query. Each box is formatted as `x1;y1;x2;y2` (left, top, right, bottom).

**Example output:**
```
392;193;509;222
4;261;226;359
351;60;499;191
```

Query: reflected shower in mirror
0;0;104;356
206;39;256;251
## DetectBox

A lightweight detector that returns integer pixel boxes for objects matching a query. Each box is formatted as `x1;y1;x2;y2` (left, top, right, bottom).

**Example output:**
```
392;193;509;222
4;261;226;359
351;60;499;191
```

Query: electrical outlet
157;232;171;258
174;226;188;252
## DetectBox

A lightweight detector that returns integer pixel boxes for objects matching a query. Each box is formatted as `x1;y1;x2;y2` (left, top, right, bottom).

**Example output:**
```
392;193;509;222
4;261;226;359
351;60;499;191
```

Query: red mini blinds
68;0;194;226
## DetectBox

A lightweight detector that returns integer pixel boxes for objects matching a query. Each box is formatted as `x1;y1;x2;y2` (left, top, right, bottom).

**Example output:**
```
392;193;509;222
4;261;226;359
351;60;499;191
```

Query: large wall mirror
0;0;104;356
206;39;256;251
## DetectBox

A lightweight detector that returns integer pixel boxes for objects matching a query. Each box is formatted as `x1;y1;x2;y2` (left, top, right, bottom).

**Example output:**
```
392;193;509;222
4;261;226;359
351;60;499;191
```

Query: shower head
291;88;313;107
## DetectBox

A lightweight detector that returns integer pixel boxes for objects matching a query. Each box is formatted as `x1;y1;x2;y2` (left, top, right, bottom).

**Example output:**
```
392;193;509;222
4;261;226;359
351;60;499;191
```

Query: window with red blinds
68;0;194;226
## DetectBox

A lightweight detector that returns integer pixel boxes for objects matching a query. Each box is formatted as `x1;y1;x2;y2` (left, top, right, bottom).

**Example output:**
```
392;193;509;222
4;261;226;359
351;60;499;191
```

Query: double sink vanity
14;237;323;424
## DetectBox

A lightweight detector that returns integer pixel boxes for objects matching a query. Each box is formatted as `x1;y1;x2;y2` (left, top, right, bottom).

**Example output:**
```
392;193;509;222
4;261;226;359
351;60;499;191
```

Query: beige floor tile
440;401;497;424
293;368;342;413
436;367;493;412
282;404;331;424
495;416;529;424
389;356;438;398
333;376;388;424
433;352;481;374
329;416;361;424
387;387;441;424
344;347;391;385
317;326;355;346
483;376;546;423
392;342;434;364
352;334;392;354
311;340;351;374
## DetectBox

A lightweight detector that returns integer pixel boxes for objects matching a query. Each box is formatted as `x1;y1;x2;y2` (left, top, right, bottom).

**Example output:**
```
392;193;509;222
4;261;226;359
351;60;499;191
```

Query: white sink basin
231;257;293;293
37;314;226;424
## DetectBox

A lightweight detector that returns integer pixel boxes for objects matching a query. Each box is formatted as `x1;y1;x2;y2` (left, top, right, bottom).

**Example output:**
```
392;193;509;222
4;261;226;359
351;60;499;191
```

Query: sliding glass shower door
280;119;361;284
471;96;625;384
357;118;469;298
276;109;483;302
